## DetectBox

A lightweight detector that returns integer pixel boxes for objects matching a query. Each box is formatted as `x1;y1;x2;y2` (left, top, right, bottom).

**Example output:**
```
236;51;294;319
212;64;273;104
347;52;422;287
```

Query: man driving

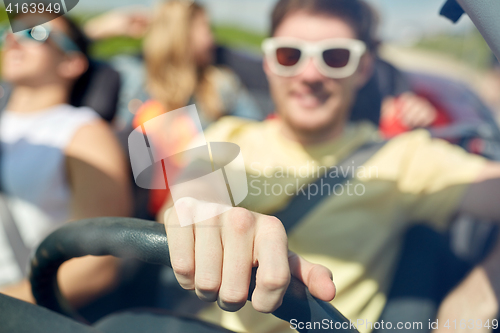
162;0;500;332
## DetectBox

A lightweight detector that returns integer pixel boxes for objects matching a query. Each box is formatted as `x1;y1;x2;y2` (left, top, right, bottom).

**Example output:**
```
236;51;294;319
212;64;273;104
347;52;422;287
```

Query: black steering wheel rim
29;217;358;333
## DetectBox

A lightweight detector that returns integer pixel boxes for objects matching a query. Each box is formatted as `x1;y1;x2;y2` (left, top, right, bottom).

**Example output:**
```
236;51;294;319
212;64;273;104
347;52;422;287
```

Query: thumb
288;251;336;302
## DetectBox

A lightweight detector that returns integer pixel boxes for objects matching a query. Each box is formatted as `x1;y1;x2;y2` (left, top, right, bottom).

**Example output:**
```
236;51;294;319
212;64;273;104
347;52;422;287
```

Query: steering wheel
29;217;359;333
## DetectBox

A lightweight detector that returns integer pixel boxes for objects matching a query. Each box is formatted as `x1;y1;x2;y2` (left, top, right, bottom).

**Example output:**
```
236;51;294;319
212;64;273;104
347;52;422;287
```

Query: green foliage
89;24;266;60
212;25;266;53
0;7;8;24
90;36;142;60
414;28;493;70
73;13;144;60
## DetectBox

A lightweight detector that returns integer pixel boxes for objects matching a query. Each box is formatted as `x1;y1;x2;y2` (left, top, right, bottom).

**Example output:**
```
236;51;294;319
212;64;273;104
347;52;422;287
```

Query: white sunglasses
262;37;367;79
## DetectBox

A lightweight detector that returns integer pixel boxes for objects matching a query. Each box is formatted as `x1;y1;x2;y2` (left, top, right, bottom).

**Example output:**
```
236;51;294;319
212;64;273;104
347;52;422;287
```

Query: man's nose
298;57;326;82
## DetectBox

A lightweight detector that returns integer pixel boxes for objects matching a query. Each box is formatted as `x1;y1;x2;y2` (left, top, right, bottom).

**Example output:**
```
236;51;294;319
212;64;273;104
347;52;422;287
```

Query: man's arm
459;162;500;220
434;162;500;331
434;239;500;332
84;7;151;40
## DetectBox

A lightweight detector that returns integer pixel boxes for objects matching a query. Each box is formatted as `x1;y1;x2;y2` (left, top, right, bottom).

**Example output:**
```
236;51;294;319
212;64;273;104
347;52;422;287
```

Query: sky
72;0;475;43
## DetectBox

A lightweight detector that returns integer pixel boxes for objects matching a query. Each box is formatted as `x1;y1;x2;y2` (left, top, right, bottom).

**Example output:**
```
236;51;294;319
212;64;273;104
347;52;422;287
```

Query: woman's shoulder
50;104;100;125
2;105;101;149
48;104;100;142
64;112;121;160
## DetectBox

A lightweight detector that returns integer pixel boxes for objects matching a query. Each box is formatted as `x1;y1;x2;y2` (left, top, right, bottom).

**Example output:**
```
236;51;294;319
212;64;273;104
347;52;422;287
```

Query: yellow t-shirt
198;117;487;333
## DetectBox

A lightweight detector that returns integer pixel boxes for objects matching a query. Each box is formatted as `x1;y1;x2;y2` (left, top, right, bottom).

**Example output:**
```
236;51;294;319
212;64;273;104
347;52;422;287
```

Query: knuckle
227;207;253;222
175;197;194;209
262;216;285;230
227;208;255;234
195;275;221;293
174;197;195;214
219;288;248;305
174;202;190;218
171;258;194;278
256;216;287;244
259;272;291;292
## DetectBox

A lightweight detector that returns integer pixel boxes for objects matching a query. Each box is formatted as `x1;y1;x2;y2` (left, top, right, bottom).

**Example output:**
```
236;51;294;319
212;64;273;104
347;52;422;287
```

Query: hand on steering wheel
164;198;336;313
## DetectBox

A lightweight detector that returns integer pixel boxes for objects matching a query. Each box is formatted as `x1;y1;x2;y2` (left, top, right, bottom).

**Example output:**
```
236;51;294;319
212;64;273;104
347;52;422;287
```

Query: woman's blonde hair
144;0;223;118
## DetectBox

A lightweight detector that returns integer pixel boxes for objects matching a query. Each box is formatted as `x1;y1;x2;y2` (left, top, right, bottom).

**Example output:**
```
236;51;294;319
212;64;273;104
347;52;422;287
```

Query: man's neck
6;84;70;113
279;119;346;146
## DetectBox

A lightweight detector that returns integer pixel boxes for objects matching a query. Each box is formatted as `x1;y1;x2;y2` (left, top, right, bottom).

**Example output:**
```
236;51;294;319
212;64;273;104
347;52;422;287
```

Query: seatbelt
0;196;30;275
0;82;12;192
274;141;387;233
0;83;31;276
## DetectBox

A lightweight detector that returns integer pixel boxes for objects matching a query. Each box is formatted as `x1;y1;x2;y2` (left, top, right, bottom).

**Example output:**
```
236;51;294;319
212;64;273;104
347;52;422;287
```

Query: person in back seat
160;1;500;332
0;14;132;308
130;0;265;216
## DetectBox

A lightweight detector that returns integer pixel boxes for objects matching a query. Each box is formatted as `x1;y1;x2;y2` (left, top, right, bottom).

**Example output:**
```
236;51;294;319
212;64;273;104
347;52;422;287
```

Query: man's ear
263;57;272;78
354;53;374;89
58;53;89;80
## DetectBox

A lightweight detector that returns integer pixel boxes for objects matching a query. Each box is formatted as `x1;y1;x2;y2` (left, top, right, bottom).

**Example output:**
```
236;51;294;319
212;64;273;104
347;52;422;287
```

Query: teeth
300;94;320;103
295;93;321;108
303;94;317;101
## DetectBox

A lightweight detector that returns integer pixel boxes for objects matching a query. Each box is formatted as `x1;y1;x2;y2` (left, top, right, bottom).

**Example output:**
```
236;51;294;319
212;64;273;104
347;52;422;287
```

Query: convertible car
1;0;500;332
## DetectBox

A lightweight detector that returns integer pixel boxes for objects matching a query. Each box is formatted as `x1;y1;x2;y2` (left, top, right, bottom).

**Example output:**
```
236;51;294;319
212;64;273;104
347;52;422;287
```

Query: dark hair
270;0;380;52
58;16;92;105
12;10;89;57
59;16;90;57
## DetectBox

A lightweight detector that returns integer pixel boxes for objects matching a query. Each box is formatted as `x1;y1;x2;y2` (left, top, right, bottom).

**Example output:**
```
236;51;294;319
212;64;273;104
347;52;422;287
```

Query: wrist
459;266;499;318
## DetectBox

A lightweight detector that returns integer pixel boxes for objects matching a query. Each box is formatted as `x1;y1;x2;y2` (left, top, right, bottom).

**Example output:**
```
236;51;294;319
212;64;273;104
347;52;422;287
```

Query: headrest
0;60;121;123
70;60;121;122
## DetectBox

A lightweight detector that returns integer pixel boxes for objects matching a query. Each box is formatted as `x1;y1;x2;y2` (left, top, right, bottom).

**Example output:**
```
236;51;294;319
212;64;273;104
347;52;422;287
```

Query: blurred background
0;0;499;118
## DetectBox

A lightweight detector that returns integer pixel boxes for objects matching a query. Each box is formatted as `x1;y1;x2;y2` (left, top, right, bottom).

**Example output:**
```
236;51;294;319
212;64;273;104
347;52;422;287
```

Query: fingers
397;93;437;128
218;208;255;311
164;207;195;290
251;216;290;313
165;202;294;314
288;251;336;302
381;96;397;118
194;217;223;302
